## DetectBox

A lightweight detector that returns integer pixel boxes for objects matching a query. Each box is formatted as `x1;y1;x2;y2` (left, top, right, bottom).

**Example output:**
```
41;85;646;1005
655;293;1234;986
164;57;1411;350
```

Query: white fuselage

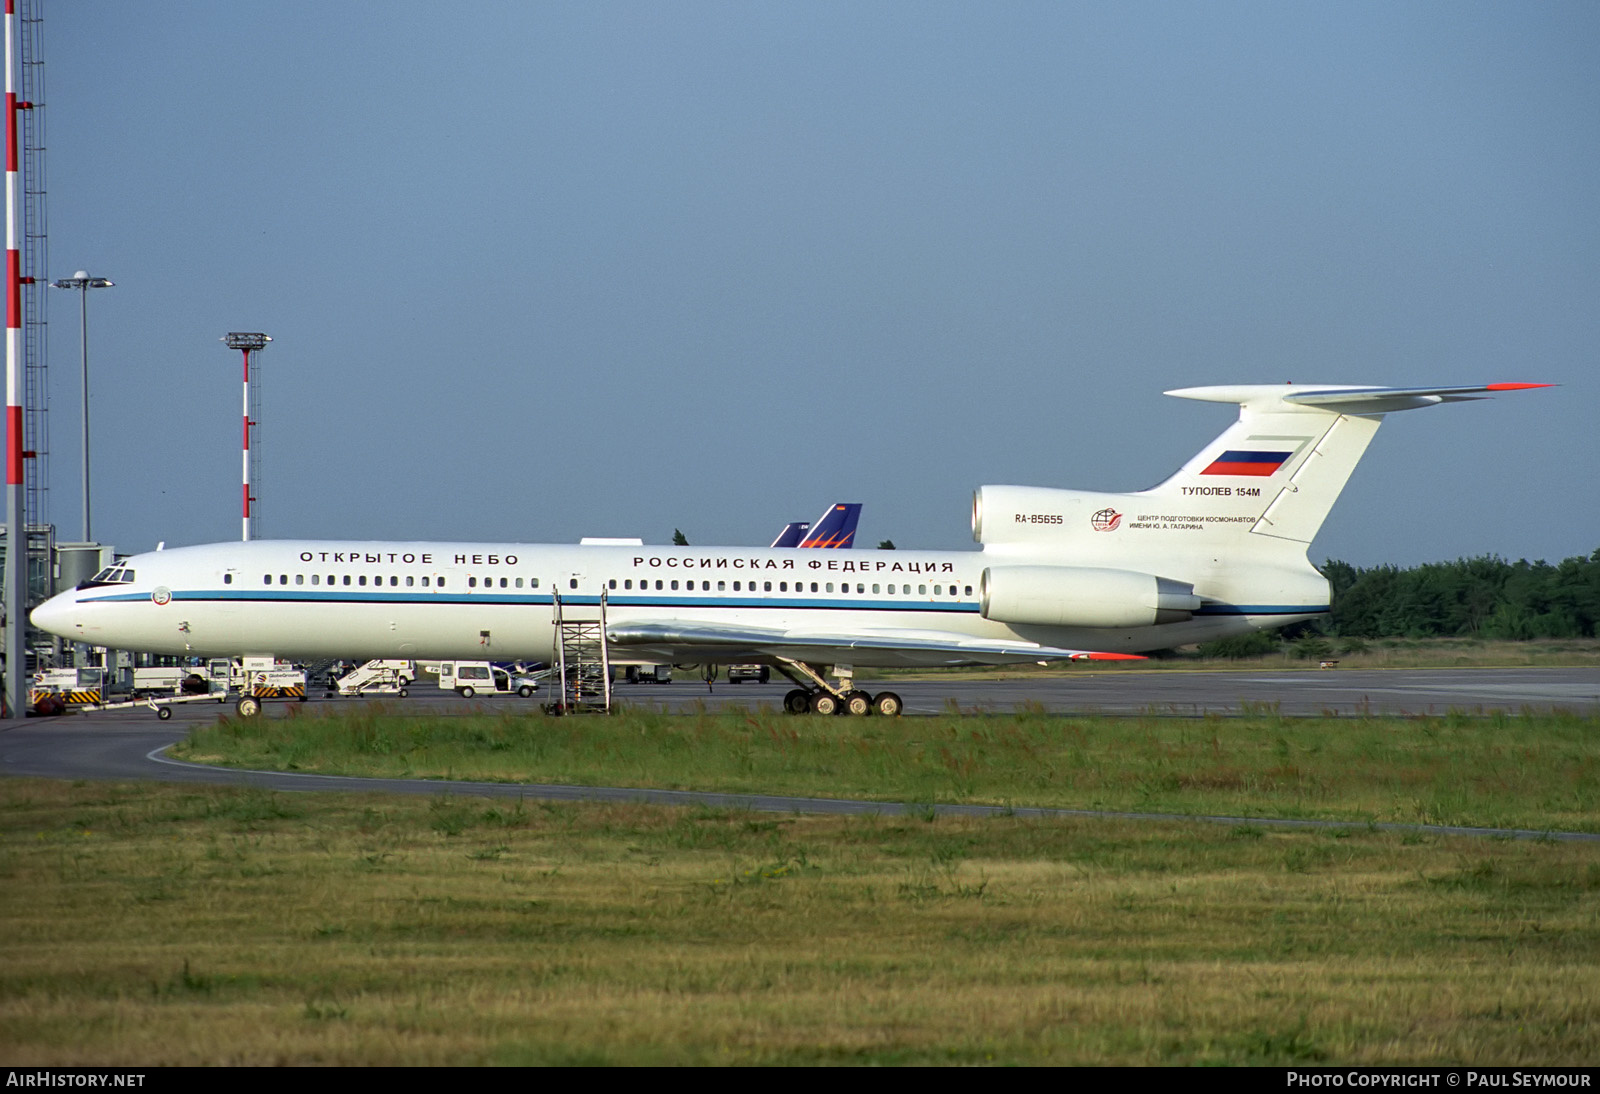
31;537;1324;666
33;382;1545;670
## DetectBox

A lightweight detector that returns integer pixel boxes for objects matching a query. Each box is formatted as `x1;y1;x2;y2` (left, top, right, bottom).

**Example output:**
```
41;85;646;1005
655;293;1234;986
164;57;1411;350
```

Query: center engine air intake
980;566;1200;628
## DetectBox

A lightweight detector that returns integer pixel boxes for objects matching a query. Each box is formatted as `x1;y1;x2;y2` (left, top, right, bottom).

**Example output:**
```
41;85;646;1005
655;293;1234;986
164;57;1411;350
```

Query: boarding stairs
551;590;612;714
334;659;412;696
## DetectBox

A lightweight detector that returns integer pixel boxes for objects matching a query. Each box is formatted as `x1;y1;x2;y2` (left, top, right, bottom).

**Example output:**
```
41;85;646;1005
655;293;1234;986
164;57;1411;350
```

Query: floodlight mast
49;272;113;543
223;332;270;541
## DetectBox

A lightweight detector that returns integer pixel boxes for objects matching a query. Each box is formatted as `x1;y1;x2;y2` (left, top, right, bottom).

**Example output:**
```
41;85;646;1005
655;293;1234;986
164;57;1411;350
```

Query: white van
437;661;539;698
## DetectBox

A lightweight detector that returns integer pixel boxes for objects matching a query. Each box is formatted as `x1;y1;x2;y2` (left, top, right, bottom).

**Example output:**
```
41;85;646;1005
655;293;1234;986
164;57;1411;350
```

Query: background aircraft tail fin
798;503;863;548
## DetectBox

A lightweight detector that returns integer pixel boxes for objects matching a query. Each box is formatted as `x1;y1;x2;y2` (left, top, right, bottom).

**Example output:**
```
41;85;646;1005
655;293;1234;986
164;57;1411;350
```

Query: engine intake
980;566;1200;628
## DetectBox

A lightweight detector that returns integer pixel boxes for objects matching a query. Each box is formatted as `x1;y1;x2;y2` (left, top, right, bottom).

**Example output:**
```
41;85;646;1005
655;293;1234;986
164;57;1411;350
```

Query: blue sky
28;1;1599;566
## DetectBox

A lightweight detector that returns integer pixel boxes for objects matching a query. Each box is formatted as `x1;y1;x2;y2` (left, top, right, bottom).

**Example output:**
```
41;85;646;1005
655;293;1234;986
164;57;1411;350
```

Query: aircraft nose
30;590;80;639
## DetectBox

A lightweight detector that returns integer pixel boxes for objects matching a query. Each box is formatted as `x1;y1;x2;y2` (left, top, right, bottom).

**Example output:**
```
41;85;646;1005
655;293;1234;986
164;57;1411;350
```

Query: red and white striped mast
4;0;31;717
223;332;268;541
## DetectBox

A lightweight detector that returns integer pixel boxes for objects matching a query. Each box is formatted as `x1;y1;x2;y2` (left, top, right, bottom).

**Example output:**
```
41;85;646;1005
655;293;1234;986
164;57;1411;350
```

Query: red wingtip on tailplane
1077;652;1147;661
1485;383;1556;391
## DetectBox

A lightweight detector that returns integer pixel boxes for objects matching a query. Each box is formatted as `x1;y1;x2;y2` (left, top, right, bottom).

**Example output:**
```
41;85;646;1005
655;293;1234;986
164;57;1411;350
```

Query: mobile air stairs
330;659;415;697
549;591;612;714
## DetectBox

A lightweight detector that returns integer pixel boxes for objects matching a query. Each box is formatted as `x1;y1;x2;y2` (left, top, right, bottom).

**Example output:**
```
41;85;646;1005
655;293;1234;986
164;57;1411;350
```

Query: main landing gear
775;658;901;717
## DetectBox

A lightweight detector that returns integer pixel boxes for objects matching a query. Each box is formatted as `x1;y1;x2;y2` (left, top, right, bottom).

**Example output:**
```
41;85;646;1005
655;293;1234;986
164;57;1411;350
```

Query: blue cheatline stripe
82;589;1326;619
83;589;985;614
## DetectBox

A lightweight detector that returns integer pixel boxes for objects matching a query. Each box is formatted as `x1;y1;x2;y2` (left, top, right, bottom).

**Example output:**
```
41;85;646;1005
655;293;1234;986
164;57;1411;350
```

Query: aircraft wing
607;620;1142;667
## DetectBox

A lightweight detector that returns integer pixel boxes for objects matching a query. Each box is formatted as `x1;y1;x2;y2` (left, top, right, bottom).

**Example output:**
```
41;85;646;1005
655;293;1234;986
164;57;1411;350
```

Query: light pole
49;271;113;543
223;332;270;541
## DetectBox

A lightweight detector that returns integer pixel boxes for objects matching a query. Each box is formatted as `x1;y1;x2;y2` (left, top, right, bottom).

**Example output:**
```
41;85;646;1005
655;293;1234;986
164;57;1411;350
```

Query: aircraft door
556;570;599;622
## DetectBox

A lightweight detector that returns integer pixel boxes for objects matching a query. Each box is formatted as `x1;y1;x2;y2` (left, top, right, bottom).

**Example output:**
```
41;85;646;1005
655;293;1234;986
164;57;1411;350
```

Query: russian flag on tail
1201;450;1293;476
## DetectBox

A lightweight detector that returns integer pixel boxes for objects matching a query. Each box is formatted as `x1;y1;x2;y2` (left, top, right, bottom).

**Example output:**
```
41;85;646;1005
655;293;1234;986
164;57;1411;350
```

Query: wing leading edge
607;620;1143;667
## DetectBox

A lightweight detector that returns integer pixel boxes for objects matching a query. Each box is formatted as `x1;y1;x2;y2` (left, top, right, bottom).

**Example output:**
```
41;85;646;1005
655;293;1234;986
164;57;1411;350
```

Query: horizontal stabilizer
1167;382;1554;416
1283;382;1554;415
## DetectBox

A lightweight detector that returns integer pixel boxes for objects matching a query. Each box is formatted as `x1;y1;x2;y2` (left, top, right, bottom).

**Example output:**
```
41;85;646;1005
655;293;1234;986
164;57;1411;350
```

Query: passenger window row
239;573;972;598
603;578;972;597
247;573;450;588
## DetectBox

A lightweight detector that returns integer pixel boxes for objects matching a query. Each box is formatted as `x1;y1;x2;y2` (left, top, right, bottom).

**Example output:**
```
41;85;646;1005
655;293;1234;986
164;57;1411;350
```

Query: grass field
4;704;1599;1065
175;704;1600;834
3;777;1598;1065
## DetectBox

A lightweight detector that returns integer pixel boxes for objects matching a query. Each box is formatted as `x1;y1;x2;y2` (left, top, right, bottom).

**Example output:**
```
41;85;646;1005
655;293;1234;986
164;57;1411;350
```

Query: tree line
1320;550;1600;639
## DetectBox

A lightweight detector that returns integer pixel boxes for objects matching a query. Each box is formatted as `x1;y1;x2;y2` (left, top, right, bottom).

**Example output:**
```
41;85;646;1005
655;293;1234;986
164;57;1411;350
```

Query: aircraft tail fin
798;503;863;548
974;383;1551;556
1150;383;1553;546
770;522;811;549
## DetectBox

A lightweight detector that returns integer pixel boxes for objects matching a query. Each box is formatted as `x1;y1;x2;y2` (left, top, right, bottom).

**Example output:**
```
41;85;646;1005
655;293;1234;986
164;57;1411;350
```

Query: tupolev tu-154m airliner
31;383;1549;716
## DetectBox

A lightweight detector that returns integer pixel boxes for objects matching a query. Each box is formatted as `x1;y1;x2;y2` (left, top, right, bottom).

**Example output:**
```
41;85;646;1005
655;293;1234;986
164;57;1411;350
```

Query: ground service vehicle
132;658;246;697
331;659;415;696
30;667;106;708
437;661;539;698
33;657;303;719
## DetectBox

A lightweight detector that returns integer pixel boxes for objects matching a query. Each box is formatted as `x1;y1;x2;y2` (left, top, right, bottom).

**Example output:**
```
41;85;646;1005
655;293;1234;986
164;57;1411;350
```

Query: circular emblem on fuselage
152;586;172;606
1091;508;1122;532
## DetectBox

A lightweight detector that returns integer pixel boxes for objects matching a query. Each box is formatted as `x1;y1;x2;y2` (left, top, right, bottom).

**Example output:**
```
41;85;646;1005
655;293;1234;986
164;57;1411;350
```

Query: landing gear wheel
235;696;262;718
872;691;903;717
783;688;810;714
809;692;839;716
844;690;872;717
157;706;173;721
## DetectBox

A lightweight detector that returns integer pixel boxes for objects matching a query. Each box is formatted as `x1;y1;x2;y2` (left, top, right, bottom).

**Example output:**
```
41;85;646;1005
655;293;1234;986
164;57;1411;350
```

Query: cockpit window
82;566;135;587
